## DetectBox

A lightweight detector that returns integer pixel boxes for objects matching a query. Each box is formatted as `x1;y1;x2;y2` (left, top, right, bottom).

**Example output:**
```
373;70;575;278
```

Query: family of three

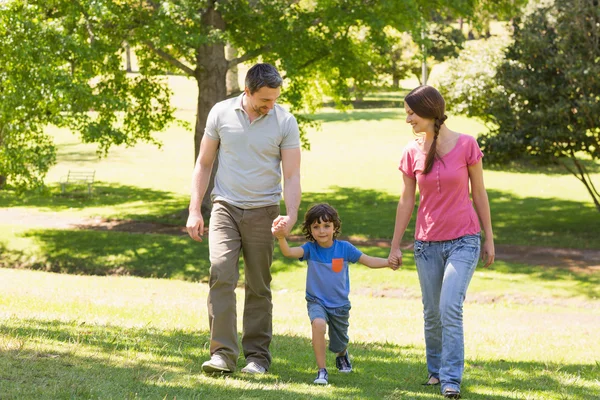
186;63;495;399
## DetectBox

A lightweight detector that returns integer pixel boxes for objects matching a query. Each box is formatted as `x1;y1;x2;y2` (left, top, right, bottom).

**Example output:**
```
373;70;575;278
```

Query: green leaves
440;0;600;210
0;0;178;190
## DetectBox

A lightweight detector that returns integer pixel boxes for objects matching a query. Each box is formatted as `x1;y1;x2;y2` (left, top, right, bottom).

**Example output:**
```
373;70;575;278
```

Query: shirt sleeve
280;113;301;150
465;135;484;166
344;241;363;264
399;145;416;178
204;104;220;141
300;242;312;261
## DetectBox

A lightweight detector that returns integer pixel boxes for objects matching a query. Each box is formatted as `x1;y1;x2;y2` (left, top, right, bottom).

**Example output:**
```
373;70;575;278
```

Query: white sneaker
241;361;267;374
201;354;232;373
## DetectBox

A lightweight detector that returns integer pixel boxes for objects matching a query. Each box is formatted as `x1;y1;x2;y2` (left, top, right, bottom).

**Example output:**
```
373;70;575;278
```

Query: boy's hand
271;220;288;239
388;249;402;269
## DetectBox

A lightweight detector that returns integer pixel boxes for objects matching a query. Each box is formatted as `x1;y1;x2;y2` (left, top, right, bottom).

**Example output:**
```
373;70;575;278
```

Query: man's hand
186;213;205;242
271;217;288;239
272;215;296;237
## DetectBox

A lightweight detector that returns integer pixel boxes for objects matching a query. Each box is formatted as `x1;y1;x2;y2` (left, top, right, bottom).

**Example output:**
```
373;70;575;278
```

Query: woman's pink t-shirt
399;134;483;241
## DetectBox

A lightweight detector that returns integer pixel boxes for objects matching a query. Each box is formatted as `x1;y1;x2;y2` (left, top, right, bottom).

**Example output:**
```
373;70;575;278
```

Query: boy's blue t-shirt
300;240;363;308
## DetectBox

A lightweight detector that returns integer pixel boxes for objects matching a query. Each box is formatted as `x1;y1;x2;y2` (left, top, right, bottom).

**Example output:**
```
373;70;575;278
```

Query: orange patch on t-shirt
332;258;344;273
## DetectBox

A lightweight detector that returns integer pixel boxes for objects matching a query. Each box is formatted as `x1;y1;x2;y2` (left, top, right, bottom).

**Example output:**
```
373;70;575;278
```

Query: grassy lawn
0;75;599;398
1;267;598;399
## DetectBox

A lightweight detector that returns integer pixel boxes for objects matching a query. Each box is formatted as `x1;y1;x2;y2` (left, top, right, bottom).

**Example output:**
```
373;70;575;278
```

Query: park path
1;208;599;271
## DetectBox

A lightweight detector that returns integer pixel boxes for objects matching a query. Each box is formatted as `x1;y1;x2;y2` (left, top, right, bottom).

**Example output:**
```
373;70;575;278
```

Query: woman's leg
414;241;446;380
439;235;480;393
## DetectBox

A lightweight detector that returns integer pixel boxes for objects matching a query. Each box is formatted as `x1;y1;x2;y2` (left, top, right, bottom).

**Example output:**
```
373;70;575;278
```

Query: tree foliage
0;0;177;190
441;0;600;211
1;0;483;202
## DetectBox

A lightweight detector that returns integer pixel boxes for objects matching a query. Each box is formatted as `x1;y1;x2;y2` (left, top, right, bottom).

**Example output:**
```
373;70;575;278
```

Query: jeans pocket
455;235;481;261
413;240;426;258
333;304;351;318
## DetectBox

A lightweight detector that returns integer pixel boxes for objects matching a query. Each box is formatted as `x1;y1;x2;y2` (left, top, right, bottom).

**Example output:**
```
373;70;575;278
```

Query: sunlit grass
0;268;598;399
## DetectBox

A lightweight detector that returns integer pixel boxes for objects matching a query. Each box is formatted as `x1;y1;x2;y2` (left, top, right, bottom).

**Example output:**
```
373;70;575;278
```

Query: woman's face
405;104;434;134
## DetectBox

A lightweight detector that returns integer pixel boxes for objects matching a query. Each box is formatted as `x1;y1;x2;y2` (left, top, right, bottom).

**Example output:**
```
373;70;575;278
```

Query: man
186;63;301;375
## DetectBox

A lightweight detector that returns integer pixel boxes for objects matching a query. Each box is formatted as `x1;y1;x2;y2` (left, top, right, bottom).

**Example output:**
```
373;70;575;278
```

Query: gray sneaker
335;351;352;373
241;361;267;374
313;368;328;385
201;354;232;373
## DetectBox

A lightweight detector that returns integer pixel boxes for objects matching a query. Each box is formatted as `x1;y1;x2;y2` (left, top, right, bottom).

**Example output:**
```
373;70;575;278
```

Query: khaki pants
207;201;279;371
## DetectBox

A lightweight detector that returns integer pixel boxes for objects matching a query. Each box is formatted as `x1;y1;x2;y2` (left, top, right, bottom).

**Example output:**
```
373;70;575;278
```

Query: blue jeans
413;234;480;394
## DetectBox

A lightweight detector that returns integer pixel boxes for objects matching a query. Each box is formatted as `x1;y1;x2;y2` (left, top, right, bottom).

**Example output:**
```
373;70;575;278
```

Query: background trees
1;0;481;214
440;0;600;211
0;0;176;190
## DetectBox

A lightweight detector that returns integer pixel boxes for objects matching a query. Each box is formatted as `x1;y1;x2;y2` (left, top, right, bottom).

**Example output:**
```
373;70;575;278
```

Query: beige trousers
207;201;279;371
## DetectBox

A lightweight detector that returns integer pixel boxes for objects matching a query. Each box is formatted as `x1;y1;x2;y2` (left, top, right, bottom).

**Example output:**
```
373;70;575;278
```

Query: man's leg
239;204;279;370
206;202;243;371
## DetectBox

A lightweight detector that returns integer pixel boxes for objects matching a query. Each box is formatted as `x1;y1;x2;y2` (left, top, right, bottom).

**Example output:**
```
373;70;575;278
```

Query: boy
272;203;397;385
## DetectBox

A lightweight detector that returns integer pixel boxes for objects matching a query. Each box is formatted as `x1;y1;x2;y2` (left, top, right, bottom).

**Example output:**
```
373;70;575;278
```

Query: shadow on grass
0;183;188;223
485;157;600;175
0;318;597;399
303;109;402;123
0;186;598;292
0;230;210;282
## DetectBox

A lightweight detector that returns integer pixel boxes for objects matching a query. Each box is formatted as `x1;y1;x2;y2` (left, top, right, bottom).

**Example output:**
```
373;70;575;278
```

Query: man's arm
186;136;219;242
276;147;301;236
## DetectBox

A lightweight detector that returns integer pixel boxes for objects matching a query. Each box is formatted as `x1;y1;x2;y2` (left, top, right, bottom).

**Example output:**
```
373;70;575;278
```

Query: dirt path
2;208;599;271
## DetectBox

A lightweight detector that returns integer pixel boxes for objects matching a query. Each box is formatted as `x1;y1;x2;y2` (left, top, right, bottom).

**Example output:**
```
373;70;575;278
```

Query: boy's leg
307;298;329;369
326;304;352;372
311;319;327;369
326;304;350;354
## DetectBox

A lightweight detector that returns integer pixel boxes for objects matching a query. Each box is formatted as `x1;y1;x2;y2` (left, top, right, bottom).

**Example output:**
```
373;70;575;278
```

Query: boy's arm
358;254;397;270
277;237;304;259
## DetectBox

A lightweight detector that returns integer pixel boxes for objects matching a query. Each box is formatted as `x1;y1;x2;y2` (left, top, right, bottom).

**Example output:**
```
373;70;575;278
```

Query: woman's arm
388;174;417;266
468;159;495;268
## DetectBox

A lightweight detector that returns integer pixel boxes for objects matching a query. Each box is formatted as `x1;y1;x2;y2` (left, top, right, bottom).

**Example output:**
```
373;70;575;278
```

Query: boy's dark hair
302;203;342;242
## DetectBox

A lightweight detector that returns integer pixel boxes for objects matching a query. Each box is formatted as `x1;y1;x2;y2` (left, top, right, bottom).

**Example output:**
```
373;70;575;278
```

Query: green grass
0;268;598;399
0;77;599;398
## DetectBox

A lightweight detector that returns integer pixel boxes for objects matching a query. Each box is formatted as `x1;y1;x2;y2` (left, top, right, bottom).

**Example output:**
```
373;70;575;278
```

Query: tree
0;0;176;190
442;0;600;210
3;1;481;213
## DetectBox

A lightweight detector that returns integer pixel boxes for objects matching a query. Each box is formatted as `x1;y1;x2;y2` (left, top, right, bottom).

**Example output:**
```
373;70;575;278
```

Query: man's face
244;86;281;115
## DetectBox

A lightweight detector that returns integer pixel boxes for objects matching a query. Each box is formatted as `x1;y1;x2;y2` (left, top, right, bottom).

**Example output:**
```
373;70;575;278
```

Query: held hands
388;248;403;270
271;215;295;239
186;213;205;242
388;256;400;271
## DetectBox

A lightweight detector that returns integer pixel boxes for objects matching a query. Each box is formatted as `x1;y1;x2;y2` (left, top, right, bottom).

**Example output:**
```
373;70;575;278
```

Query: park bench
60;170;96;195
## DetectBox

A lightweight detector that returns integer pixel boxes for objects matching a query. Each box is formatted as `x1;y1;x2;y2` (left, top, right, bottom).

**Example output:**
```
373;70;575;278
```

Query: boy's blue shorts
306;295;351;354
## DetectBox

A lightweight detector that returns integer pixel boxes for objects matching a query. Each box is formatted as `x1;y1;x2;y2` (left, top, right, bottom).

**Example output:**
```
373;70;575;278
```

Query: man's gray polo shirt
204;93;300;209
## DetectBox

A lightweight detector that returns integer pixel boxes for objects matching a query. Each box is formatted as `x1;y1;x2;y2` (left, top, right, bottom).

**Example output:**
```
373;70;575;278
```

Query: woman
388;85;495;399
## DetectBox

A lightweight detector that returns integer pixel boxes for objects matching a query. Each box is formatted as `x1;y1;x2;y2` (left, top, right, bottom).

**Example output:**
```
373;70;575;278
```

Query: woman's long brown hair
404;86;448;174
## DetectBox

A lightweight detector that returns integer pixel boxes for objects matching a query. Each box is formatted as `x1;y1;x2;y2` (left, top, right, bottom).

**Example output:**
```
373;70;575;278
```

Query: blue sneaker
314;368;328;384
335;351;352;373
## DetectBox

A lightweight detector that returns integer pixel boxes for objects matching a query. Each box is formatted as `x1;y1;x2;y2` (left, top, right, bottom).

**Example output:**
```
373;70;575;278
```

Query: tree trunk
225;44;240;95
0;175;6;189
125;42;132;72
194;6;228;219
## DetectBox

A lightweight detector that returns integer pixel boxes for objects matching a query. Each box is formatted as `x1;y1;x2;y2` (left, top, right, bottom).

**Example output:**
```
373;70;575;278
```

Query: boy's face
310;217;335;247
